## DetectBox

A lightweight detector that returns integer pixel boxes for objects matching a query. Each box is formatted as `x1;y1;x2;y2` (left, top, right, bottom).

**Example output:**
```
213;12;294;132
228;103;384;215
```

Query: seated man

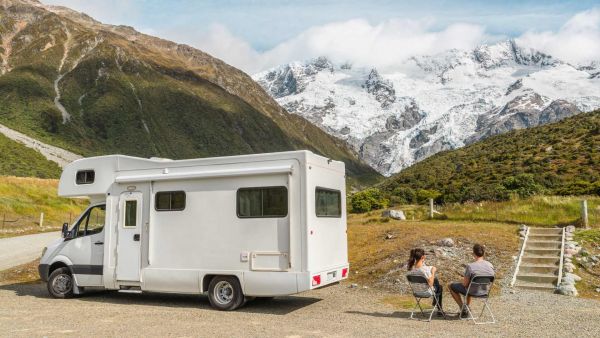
448;244;495;317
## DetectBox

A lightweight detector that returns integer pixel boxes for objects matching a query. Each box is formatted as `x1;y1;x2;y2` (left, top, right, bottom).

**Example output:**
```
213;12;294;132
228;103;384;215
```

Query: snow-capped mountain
253;40;600;176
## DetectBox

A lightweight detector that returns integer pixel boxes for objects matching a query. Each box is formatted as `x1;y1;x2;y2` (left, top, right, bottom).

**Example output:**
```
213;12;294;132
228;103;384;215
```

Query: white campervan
38;151;349;310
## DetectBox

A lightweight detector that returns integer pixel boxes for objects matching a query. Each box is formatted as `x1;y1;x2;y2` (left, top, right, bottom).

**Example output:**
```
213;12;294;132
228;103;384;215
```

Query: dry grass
0;259;40;285
437;195;600;227
0;176;87;237
574;229;600;300
347;213;519;291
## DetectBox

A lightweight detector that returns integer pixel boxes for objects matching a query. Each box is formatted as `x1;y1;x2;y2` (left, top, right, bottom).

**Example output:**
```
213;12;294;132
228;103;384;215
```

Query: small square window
76;170;95;185
155;191;186;211
316;187;341;218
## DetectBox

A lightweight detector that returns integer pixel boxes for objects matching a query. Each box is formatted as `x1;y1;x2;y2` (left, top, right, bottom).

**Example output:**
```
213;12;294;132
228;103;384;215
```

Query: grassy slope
0;133;61;178
379;110;600;202
0;176;86;237
0;3;380;186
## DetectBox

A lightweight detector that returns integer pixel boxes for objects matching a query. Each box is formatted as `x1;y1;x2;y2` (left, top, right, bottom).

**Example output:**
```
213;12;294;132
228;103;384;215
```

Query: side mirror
62;223;69;238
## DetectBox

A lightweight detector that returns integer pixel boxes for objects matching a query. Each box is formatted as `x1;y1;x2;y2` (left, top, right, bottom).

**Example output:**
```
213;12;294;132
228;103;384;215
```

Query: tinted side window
237;187;288;218
155;191;186;211
316;188;341;217
76;170;95;185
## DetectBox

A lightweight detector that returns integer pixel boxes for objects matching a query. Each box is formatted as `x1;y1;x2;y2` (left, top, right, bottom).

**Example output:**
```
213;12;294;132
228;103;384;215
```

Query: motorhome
38;151;349;310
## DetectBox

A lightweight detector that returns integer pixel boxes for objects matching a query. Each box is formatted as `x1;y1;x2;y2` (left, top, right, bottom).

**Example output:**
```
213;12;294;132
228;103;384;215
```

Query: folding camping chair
406;273;446;322
459;275;496;324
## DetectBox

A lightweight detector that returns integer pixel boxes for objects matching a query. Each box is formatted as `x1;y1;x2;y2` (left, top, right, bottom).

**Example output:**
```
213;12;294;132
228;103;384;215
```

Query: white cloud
516;8;600;65
193;18;490;73
192;9;600;74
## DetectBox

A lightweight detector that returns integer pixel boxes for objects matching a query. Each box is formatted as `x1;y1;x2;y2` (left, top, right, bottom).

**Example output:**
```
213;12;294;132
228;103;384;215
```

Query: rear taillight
312;275;321;286
342;268;348;278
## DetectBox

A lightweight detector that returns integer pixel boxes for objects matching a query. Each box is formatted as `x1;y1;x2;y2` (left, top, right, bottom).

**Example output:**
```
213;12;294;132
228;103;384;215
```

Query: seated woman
407;248;443;315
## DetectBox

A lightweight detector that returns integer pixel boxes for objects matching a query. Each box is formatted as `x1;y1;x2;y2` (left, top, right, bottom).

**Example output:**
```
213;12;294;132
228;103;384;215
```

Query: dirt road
0;281;598;337
0;232;59;271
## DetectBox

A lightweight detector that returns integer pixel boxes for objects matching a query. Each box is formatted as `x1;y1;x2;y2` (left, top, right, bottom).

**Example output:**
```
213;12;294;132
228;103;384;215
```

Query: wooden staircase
513;227;564;292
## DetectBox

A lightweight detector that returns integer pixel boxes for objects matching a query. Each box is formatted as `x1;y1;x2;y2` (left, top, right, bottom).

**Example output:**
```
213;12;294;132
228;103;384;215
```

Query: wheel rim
52;273;72;294
214;281;234;305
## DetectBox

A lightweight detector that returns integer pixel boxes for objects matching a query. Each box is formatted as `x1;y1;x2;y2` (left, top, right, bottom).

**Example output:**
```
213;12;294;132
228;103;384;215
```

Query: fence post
2;213;4;230
581;200;589;228
429;198;434;219
39;212;44;228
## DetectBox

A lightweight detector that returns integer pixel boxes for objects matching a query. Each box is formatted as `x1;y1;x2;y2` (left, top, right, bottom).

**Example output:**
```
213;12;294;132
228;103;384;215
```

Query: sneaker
460;306;470;318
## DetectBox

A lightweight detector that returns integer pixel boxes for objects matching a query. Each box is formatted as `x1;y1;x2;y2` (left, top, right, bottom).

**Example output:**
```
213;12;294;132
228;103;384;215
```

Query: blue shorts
450;282;467;295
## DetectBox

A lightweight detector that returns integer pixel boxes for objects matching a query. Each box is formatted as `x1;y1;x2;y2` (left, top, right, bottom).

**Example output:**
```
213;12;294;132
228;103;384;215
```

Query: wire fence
0;212;77;234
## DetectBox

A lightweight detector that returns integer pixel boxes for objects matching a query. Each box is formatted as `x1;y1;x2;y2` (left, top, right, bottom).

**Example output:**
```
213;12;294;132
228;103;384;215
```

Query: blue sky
43;0;600;72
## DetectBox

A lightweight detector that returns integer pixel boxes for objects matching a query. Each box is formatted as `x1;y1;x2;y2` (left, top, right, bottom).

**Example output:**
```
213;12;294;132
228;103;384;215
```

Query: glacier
253;40;600;176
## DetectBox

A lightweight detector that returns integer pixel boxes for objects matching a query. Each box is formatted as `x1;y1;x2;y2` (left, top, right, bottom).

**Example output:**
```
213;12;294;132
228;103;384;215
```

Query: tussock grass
0;176;87;236
437;195;600;227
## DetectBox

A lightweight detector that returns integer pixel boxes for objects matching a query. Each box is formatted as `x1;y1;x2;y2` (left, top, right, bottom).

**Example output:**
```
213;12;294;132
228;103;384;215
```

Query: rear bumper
38;264;49;282
307;264;349;290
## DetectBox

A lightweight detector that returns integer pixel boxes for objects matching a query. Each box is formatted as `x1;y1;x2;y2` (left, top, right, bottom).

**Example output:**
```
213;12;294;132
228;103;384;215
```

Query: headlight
41;247;47;258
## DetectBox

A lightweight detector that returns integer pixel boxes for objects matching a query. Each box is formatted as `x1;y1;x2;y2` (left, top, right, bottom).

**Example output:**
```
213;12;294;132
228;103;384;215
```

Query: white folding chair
406;273;446;322
460;275;496;324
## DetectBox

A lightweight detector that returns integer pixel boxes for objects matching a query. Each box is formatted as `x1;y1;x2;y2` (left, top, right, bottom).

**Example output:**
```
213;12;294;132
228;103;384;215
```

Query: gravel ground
0;281;598;337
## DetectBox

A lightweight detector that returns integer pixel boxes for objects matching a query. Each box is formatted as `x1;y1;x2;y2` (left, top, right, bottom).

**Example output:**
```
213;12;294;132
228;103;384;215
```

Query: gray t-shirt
465;260;495;295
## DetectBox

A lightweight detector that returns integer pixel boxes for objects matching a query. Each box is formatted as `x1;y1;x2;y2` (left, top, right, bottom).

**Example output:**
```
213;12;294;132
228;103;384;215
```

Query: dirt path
0;282;597;337
0;123;81;167
0;232;59;271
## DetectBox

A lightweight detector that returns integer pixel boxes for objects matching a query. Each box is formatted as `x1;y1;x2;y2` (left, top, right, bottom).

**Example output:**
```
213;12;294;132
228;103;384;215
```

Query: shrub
501;174;544;198
416;189;442;204
391;186;416;204
350;188;389;213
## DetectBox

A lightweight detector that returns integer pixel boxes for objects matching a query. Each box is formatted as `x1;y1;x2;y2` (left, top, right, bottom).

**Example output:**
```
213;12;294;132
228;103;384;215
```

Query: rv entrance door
116;191;142;281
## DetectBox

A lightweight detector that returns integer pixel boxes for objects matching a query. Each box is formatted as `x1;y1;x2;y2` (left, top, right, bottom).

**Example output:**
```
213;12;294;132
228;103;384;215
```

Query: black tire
208;276;244;311
47;267;74;299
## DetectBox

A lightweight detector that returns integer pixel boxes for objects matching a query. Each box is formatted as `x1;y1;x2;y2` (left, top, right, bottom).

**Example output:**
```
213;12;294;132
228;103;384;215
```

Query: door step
119;285;142;294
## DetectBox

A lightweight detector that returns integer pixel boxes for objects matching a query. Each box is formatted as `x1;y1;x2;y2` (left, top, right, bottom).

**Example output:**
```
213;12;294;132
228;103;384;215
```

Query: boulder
438;238;455;247
382;210;406;220
566;225;576;233
564;248;577;255
557;284;578;297
565;273;582;282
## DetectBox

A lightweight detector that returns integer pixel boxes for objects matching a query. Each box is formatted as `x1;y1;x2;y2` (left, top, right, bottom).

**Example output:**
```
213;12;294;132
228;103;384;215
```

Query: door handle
94;241;104;245
133;234;140;241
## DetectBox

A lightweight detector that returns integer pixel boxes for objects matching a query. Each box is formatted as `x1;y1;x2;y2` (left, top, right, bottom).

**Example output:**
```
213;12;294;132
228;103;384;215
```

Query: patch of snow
254;40;600;175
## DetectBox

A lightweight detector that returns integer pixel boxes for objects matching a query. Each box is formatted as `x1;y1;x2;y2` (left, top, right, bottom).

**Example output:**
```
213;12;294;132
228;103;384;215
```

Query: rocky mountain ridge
254;40;600;175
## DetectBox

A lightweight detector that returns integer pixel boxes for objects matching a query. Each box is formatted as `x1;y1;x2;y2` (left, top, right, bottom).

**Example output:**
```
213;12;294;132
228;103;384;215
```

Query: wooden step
514;281;556;291
516;273;558;284
524;248;561;256
528;228;562;235
518;265;559;275
526;241;562;249
521;256;560;265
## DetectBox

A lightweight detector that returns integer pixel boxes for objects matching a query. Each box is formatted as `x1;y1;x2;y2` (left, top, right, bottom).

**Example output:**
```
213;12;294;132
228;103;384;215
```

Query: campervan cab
38;151;349;310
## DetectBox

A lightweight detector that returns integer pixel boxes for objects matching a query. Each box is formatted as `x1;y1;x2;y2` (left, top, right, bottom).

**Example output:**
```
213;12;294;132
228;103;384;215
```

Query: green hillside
0;1;380;186
0;133;61;178
379;110;600;203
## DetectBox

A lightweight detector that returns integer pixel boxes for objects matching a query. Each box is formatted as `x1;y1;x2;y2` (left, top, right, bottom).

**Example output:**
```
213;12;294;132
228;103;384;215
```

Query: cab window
76;204;106;237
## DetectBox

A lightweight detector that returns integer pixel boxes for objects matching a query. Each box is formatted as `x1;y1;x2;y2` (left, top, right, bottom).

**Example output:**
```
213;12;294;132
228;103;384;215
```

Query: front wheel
208;276;244;311
47;267;74;299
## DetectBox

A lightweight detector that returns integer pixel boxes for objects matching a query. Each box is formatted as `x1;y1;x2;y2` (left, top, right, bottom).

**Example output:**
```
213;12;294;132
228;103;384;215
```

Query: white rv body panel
41;151;348;300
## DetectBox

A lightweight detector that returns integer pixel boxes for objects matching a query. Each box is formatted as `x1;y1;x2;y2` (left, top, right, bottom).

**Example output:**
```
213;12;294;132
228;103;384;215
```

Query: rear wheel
208;276;244;311
47;267;74;299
